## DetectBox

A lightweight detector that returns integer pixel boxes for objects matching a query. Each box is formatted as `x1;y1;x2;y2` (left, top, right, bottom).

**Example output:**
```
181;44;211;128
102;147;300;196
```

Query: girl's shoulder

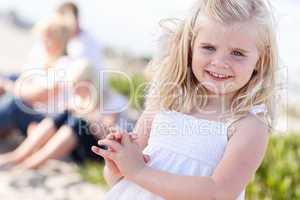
227;104;269;139
226;112;269;152
235;113;268;131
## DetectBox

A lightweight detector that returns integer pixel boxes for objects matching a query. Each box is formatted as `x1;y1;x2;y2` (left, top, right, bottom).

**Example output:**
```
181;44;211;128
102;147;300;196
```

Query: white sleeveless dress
104;105;266;200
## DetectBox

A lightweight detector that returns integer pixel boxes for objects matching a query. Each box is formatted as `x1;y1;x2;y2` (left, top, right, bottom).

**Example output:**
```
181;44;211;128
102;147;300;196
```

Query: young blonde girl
92;0;278;199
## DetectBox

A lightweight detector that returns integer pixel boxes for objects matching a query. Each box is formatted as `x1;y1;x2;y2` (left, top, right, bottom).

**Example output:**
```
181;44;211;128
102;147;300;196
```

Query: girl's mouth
205;70;234;81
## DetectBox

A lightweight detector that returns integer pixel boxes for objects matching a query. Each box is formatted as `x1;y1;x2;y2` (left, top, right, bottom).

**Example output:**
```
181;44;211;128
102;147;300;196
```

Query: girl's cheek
192;55;210;69
232;66;253;82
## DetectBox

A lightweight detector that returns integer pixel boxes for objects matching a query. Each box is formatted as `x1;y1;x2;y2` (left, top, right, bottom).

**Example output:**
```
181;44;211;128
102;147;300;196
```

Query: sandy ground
0;161;105;200
0;138;106;200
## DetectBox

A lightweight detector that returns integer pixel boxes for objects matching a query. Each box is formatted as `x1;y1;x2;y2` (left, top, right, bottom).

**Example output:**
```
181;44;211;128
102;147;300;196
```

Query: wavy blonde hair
145;0;278;128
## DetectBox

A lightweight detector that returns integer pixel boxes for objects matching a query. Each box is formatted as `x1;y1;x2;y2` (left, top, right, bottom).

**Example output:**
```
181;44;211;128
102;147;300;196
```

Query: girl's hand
92;130;150;178
93;133;148;180
92;145;150;178
105;130;150;162
104;157;122;177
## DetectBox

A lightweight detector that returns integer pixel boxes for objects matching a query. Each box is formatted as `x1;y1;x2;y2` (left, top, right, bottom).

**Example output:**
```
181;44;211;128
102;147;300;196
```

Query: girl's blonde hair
145;0;278;128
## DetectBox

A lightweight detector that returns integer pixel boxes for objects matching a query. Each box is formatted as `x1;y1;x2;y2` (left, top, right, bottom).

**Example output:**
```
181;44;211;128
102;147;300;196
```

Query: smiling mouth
205;70;234;81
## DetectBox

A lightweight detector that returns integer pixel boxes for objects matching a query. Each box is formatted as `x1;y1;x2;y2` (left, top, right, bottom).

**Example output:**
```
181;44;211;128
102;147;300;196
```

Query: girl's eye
232;51;244;57
202;46;216;51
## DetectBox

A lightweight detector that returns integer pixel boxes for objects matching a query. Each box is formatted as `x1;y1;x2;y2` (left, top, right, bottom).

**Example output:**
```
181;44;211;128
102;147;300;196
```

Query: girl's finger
114;132;123;140
107;132;123;141
113;132;123;140
143;154;151;163
109;126;127;135
130;133;138;140
99;144;108;150
107;133;116;140
104;157;113;163
91;146;115;160
98;139;122;152
122;133;133;145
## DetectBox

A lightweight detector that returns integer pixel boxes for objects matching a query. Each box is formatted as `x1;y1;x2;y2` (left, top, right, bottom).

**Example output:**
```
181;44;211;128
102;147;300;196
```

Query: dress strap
249;104;266;116
224;104;266;140
224;117;241;140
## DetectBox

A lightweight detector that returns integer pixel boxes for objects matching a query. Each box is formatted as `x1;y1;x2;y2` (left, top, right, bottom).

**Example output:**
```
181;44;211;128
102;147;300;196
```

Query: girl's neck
206;92;235;113
191;92;236;120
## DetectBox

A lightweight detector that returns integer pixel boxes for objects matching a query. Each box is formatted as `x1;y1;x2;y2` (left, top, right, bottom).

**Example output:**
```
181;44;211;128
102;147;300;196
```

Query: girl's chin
199;79;236;94
202;85;237;96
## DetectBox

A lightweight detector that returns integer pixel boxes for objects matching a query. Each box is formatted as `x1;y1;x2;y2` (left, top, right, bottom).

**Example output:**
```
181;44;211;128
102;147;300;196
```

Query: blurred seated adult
0;14;74;137
0;60;129;170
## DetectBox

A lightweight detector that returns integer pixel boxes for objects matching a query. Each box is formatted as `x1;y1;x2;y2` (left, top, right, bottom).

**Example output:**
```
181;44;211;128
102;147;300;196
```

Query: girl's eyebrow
200;42;215;46
231;47;250;54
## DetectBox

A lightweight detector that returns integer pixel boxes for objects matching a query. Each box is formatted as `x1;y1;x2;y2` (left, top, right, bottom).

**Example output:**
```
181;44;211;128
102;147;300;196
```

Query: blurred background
0;0;299;199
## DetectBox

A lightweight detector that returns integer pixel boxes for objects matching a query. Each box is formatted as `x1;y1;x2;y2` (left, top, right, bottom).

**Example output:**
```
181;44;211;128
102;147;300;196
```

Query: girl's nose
211;56;229;69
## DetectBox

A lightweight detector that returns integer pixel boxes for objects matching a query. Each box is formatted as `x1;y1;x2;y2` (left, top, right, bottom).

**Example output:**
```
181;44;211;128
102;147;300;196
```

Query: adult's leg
15;125;78;169
13;98;46;135
0;96;46;136
0;110;69;168
0;118;57;167
15;115;103;169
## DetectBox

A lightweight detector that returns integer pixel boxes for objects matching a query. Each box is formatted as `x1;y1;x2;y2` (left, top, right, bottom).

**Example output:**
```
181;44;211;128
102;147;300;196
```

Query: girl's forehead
195;20;259;46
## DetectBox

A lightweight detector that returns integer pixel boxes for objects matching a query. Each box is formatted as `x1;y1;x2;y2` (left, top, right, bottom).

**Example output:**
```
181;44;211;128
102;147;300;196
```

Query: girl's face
191;19;259;96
